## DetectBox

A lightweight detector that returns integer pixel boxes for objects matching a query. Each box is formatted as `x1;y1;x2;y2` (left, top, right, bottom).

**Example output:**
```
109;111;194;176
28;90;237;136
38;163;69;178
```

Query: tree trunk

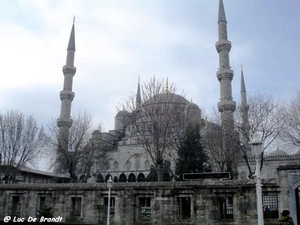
157;163;163;181
69;168;78;183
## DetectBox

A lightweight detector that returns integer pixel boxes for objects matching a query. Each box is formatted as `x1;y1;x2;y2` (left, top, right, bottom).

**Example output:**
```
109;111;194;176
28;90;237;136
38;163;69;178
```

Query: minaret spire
218;0;227;23
240;66;250;150
54;21;77;174
67;21;75;52
136;77;141;109
216;0;237;176
241;65;247;106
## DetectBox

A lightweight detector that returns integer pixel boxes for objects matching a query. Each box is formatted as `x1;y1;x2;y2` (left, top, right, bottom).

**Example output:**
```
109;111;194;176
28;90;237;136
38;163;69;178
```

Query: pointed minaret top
136;77;141;109
67;21;76;51
240;65;248;107
241;65;246;93
218;0;227;23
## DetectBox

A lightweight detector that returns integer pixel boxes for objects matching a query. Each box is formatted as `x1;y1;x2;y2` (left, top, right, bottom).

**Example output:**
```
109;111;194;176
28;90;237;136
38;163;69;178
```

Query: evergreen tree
147;160;172;181
175;124;210;180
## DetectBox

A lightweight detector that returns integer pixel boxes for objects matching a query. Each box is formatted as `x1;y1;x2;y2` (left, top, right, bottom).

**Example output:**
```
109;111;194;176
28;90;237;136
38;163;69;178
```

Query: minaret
54;20;76;174
240;66;250;151
216;0;236;133
136;77;141;109
216;0;237;176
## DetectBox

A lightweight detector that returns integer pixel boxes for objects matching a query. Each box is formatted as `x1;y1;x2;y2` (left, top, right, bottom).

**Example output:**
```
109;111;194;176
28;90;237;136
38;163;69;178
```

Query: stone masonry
0;179;282;225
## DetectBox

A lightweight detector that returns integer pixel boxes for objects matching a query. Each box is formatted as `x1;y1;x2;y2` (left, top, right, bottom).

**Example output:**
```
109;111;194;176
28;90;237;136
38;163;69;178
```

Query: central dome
143;93;190;106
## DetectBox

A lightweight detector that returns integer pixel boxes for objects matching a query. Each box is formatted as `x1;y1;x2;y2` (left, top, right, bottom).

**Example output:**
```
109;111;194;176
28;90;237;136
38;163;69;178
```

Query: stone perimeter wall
0;180;279;225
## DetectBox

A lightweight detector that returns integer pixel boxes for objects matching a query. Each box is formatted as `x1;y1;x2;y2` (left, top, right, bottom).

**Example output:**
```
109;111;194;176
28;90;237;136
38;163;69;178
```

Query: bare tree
202;112;240;178
280;91;300;149
120;77;187;181
236;91;286;176
46;112;98;182
0;110;46;183
203;92;285;178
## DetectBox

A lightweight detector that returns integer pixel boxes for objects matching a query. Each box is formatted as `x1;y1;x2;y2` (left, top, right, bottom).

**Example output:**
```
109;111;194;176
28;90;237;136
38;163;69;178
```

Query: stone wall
0;180;280;225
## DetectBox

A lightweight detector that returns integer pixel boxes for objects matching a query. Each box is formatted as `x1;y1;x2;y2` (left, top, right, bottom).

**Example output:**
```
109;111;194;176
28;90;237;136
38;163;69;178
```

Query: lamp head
249;134;263;156
107;176;113;188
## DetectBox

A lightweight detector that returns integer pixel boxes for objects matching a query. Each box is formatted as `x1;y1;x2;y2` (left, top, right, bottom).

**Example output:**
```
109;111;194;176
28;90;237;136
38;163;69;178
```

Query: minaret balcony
60;90;75;101
62;65;76;74
216;69;234;81
215;40;231;52
218;100;236;112
240;104;250;112
57;118;73;128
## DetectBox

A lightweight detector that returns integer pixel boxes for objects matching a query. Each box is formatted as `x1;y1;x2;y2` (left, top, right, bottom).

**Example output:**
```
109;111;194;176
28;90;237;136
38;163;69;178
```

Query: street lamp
249;135;264;225
107;176;113;225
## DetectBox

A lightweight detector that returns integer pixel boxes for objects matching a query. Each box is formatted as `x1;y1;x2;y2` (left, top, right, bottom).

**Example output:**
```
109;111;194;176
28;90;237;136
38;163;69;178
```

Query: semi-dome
185;102;200;110
268;149;288;156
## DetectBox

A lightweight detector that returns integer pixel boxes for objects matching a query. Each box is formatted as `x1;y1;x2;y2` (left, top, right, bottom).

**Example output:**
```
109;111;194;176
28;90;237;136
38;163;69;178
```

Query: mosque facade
54;0;300;186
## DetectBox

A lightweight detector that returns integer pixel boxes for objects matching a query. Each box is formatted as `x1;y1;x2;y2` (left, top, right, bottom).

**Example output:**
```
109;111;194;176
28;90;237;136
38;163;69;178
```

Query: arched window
105;174;112;181
96;174;104;183
119;174;127;182
113;176;118;183
128;173;136;182
137;173;145;182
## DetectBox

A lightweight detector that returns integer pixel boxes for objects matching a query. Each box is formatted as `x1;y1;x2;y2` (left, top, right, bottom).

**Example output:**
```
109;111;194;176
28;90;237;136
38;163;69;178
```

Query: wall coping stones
0;179;279;191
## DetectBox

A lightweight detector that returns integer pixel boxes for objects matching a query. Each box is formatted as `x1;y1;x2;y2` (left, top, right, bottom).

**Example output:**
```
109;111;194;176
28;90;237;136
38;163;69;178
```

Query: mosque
54;0;300;184
1;1;300;224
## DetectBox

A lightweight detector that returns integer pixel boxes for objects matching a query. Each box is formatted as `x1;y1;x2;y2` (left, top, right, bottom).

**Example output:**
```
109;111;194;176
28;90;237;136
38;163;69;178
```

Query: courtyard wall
0;180;280;225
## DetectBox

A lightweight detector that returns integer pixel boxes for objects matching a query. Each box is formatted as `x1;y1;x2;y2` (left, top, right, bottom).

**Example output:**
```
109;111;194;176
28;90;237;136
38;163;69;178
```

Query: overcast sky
1;0;299;135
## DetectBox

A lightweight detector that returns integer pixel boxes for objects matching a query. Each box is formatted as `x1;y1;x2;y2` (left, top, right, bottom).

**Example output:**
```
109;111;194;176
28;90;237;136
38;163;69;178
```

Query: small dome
268;149;288;156
91;130;101;139
185;102;200;110
116;109;131;117
92;130;101;135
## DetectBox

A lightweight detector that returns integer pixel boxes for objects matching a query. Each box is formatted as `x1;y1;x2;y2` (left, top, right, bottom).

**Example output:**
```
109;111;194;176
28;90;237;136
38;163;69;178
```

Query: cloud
0;0;300;134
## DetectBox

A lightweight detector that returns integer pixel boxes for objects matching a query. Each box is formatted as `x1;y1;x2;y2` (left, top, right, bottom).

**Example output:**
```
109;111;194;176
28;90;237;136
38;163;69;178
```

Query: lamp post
107;176;113;225
249;135;264;225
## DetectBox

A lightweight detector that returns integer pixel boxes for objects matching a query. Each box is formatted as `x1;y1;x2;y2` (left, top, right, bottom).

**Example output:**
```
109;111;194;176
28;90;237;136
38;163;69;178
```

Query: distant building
0;164;69;184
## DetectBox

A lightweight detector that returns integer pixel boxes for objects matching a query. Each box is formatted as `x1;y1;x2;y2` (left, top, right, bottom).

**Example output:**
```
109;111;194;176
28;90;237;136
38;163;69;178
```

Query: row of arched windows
96;173;146;183
104;158;150;171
